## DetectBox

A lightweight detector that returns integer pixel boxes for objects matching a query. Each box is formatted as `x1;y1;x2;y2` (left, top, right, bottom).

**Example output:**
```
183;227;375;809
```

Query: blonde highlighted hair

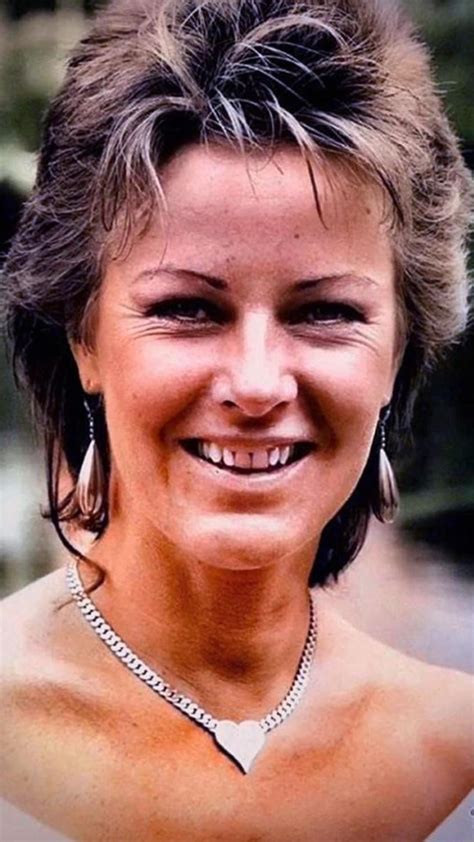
4;0;472;586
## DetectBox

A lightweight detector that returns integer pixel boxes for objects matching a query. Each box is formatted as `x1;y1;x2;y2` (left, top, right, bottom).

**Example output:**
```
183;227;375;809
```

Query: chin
165;511;316;572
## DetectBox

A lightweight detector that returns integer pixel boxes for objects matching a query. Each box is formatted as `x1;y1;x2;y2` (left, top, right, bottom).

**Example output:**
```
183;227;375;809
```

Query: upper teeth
198;441;295;469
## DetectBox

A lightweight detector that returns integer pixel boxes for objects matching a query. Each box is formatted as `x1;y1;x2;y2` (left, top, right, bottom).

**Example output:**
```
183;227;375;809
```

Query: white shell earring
373;406;400;524
75;399;105;518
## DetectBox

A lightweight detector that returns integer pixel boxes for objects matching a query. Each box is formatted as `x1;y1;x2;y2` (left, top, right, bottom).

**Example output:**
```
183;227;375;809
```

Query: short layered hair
3;0;472;587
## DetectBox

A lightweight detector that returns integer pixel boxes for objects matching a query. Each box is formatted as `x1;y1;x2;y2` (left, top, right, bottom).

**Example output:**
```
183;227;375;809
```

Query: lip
179;442;313;490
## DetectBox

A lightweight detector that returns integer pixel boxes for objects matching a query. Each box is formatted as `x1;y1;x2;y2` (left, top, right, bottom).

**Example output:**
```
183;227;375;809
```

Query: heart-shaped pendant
213;720;266;774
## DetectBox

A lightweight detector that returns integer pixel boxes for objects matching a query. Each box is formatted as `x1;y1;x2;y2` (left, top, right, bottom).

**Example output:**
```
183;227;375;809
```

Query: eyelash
146;297;366;326
147;298;224;323
287;302;365;325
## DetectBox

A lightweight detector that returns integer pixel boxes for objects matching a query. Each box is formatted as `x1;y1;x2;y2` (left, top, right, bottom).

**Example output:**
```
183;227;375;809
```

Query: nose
211;311;298;417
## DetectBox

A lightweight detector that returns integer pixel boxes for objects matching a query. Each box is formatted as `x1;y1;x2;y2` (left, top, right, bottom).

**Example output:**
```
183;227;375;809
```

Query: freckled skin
74;145;399;578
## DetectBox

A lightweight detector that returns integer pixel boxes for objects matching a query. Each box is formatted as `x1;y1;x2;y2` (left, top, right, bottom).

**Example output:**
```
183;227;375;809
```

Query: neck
79;520;319;721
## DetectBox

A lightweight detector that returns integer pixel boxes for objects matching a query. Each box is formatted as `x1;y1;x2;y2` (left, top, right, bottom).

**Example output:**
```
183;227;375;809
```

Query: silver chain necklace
66;560;318;774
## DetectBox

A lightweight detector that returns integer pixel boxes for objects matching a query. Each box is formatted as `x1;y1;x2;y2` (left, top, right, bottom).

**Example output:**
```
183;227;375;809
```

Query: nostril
212;372;298;416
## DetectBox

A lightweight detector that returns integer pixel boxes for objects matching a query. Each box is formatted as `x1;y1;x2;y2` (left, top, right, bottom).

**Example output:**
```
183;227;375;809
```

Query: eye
146;297;223;324
289;301;366;325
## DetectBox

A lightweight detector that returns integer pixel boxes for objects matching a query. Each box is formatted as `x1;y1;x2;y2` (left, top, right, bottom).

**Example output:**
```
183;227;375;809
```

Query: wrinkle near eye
332;325;391;355
114;298;389;347
112;302;178;340
287;320;389;352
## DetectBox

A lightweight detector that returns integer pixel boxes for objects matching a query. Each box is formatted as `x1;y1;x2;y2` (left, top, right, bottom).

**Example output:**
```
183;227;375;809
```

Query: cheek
101;338;210;440
303;345;392;450
300;347;390;517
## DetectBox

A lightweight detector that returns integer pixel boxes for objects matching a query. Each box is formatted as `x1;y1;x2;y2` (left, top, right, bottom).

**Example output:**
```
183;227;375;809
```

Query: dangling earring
75;399;105;518
373;406;400;524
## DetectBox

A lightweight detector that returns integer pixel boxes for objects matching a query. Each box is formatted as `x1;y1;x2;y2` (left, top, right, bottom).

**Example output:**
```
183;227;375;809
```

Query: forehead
106;144;393;285
161;143;385;226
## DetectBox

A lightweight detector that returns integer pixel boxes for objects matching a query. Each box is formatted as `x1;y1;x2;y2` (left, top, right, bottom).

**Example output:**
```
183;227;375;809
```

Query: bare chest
6;698;452;842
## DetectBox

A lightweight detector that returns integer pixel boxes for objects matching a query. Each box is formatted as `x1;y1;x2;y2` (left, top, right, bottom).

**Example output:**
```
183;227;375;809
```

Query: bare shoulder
0;563;113;706
1;570;67;783
1;564;106;696
1;567;71;671
1;565;69;614
0;568;119;830
412;659;474;782
374;632;473;786
0;568;115;807
0;566;86;734
318;601;474;784
317;602;473;837
387;649;474;826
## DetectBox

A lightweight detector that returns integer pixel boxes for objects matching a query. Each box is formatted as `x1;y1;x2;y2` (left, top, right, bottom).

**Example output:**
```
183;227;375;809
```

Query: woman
1;0;472;839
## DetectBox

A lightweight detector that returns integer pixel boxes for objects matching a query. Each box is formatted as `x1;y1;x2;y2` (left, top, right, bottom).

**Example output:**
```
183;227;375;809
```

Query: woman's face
75;145;400;572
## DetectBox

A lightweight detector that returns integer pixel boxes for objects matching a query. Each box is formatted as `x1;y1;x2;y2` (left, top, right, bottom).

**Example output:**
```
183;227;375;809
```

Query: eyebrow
133;266;228;291
132;265;379;291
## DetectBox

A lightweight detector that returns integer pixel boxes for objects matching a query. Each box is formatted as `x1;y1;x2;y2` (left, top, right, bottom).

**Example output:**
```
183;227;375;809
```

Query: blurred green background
0;0;473;595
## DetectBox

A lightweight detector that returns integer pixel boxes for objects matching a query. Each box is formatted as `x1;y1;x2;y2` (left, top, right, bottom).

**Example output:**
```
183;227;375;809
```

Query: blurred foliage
0;5;88;184
410;0;474;148
0;0;473;525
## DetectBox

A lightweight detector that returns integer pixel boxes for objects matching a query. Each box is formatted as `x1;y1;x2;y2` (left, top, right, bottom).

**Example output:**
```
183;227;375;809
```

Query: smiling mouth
180;440;314;475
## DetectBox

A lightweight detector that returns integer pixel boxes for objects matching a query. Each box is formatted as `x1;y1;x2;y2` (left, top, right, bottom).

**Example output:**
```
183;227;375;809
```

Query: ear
69;339;102;394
